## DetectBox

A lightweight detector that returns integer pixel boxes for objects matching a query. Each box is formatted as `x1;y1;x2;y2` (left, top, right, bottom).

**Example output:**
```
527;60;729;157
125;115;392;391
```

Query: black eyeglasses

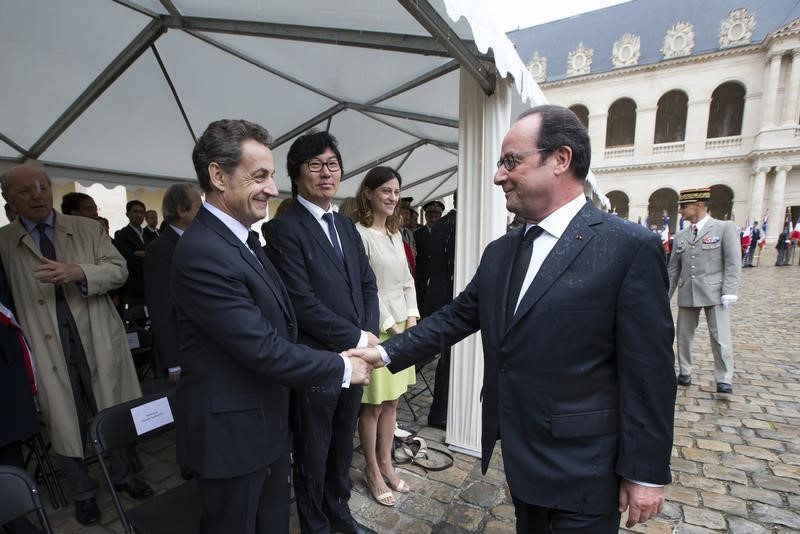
306;159;341;172
496;148;549;171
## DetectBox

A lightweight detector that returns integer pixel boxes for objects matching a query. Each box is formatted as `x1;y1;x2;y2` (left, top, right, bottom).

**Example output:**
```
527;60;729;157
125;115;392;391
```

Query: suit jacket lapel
294;204;349;280
497;226;525;332
697;219;715;242
506;202;598;333
11;220;43;261
198;209;294;322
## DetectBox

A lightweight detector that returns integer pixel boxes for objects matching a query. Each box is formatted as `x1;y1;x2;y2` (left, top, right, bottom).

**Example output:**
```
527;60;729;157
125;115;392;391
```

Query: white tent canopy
1;0;541;203
2;0;546;455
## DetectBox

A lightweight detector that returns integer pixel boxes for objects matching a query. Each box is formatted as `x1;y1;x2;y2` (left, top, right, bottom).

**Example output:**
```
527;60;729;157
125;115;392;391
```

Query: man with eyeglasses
348;105;677;533
266;130;379;534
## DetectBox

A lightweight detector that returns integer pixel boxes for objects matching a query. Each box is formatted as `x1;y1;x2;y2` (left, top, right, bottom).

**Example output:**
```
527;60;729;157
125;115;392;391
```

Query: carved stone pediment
612;33;641;67
567;43;593;76
527;52;547;82
719;8;755;48
662;21;695;58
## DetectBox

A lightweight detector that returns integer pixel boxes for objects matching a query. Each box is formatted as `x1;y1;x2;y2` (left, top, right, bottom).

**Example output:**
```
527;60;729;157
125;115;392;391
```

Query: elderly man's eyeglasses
306;159;341;173
496;149;549;172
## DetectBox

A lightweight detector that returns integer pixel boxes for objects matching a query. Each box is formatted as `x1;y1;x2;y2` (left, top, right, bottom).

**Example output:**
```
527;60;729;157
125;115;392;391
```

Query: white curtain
445;71;511;455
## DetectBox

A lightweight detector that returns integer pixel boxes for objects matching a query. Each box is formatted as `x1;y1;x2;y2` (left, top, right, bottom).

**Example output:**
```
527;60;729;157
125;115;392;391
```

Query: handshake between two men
343;343;387;386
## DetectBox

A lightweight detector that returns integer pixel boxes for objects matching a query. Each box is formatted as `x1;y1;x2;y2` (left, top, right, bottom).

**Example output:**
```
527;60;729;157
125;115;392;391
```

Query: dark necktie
36;223;65;299
507;225;544;323
692;224;698;239
321;213;345;265
36;223;56;260
246;231;267;267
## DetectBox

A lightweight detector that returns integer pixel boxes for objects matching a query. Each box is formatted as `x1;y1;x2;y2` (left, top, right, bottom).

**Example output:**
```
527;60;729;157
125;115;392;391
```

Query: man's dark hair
61;192;94;215
162;184;198;224
286;130;343;198
517;105;591;180
192;119;273;193
126;200;146;213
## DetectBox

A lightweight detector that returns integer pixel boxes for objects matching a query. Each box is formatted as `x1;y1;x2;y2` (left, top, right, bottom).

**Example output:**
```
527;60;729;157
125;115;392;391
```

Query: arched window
606;191;629;220
606;98;637;147
708;185;734;220
706;82;745;138
648;188;679;233
654;90;688;143
569;104;590;129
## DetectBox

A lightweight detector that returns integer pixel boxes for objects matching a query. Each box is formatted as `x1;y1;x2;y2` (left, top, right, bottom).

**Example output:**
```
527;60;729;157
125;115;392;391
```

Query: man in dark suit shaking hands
266;131;379;534
172;119;373;534
349;106;677;533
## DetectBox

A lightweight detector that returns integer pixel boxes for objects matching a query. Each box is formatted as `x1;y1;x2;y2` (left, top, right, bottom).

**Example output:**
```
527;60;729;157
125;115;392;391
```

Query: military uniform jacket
667;217;741;308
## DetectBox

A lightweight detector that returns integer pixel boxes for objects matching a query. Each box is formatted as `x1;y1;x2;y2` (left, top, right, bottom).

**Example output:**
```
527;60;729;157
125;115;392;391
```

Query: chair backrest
90;392;176;453
0;465;53;532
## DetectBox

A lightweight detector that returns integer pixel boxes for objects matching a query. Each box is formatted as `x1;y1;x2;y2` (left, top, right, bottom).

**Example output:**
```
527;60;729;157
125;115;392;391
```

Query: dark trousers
54;298;132;501
427;346;451;424
512;495;621;534
197;450;291;534
291;384;362;533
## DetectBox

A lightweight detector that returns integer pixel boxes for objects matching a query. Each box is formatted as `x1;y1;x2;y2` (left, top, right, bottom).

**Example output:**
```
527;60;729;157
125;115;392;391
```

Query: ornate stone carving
567;43;593;77
612;33;641;68
719;9;755;48
661;21;695;59
527;52;547;82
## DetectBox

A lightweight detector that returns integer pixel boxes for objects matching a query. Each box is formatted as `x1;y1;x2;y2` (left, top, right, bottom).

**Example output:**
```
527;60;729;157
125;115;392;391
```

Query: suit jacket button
38;299;45;305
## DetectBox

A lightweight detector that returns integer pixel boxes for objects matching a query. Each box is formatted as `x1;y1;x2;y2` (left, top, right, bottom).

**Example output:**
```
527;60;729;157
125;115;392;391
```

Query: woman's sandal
382;474;410;493
365;477;396;507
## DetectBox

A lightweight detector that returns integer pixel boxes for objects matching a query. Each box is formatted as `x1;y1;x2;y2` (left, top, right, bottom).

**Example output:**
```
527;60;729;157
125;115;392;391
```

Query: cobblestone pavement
39;248;800;533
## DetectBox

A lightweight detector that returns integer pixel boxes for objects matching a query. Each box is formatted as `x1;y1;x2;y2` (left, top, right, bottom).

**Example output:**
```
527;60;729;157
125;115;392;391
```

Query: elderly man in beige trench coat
0;164;150;526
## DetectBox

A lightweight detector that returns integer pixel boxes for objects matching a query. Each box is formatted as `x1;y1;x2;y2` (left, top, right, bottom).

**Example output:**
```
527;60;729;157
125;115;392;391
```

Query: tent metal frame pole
112;0;160;18
168;16;492;60
271;103;347;148
342;140;427;180
27;19;167;159
398;0;496;95
187;32;341;103
0;132;31;160
357;112;457;151
348;104;457;128
395;150;415;171
158;0;182;19
402;165;457;190
417;171;456;205
364;60;460;106
151;44;197;143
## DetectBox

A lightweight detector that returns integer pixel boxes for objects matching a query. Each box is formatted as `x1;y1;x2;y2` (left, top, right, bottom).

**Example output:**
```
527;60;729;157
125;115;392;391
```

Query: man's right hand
346;347;385;368
348;356;372;385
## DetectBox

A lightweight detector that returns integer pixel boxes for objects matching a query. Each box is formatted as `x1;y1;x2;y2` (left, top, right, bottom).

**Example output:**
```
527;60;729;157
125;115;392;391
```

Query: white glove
721;295;738;309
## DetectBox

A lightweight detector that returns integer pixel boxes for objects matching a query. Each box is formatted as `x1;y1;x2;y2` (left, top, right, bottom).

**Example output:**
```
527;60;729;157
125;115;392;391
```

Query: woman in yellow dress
354;166;419;507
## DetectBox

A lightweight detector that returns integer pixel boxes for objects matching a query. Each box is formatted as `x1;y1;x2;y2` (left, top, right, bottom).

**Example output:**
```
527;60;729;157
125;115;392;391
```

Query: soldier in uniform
667;188;741;393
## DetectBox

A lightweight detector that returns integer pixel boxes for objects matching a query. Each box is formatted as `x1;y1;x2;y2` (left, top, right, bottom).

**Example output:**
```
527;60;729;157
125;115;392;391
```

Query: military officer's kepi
678;187;711;204
423;200;444;214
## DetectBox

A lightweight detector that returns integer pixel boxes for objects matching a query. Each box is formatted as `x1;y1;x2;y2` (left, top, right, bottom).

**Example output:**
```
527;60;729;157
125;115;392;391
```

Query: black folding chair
89;393;200;534
403;354;438;421
0;465;54;533
23;432;68;509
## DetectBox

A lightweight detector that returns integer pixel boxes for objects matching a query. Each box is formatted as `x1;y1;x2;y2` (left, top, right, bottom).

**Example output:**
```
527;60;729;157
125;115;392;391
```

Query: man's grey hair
162;183;200;224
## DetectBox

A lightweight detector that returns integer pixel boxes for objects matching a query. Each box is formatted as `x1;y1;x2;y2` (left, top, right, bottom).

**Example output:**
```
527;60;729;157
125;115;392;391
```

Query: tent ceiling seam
271;103;348;148
364;59;460;106
342;139;427;180
398;0;496;95
111;0;161;19
402;165;458;190
357;112;457;150
417;170;456;205
185;31;342;103
396;149;415;171
27;18;167;159
349;103;457;128
166;15;492;59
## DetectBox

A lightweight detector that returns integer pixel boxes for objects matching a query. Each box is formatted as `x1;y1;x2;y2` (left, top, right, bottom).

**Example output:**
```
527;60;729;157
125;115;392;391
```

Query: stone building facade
510;0;800;240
